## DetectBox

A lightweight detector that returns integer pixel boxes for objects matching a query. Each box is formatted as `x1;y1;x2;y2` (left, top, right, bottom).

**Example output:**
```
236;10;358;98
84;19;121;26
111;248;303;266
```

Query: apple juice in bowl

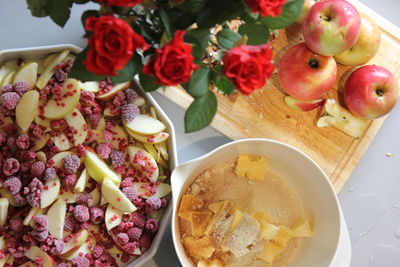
0;49;173;266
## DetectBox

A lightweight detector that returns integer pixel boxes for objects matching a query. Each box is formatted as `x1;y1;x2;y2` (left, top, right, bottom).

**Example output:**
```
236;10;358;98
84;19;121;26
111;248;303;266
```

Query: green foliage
238;23;270;45
26;0;48;17
184;29;211;60
27;0;73;27
217;29;241;49
259;0;305;29
185;91;217;133
197;0;245;28
139;72;159;92
81;10;100;27
187;68;210;98
111;54;142;83
213;74;235;95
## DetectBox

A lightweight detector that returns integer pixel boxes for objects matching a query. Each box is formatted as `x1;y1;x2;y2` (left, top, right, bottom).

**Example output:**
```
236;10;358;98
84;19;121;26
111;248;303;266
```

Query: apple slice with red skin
105;205;123;231
127;146;159;181
60;229;89;257
96;81;131;100
40;177;61;208
284;96;325;111
25;246;56;267
65;108;88;146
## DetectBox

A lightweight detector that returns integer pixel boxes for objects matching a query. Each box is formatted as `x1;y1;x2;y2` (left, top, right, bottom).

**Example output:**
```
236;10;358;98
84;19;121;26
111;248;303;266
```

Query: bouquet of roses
26;0;304;132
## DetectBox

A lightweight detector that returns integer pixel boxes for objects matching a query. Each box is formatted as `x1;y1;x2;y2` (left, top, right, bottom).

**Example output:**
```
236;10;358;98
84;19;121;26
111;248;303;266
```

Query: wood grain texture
158;0;400;192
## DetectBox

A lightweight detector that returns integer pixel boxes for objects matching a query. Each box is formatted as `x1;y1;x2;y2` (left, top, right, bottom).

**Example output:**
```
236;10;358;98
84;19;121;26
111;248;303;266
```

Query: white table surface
1;1;400;266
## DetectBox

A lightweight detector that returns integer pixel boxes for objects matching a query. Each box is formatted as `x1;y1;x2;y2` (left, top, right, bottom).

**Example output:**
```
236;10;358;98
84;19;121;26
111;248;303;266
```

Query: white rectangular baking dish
0;44;178;267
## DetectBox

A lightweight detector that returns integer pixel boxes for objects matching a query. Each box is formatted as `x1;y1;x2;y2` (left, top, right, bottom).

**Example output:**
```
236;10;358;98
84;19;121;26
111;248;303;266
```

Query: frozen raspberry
54;68;67;82
50;239;65;255
116;233;129;245
121;104;139;123
0;132;6;145
110;150;125;168
32;125;43;140
63;154;80;174
161;198;168;208
3;158;20;176
113;92;126;106
32;215;48;231
13;81;29;97
57;263;69;267
87;113;101;129
145;218;159;234
44;167;57;181
89;206;105;224
124;88;138;103
77;194;92;205
6;136;16;150
130;213;146;228
62;174;77;189
76;144;86;158
123;242;138;254
3;176;22;195
25;178;43;207
139;233;152;249
120;177;134;188
96;143;112;159
103;130;113;141
0;92;20;110
122;187;137;201
145;197;162;211
16;134;30;149
73;205;90;222
13;193;26;207
1;84;14;93
92;245;104;259
72;256;90;267
9;218;23;232
31;161;46;177
32;229;49;241
64;216;77;232
127;227;142;241
23;150;36;161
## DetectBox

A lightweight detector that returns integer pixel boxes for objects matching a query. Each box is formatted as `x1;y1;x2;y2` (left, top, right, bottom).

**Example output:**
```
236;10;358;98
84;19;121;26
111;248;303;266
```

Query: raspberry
87;113;101;129
73;205;90;222
64;216;77;232
113;92;126;106
120;177;133;188
139;233;152;249
57;264;69;267
145;218;159;234
63;154;80;174
116;233;129;245
109;150;125;168
16;134;30;149
23;150;36;161
92;245;104;259
77;193;92;205
0;92;20;110
89;206;105;224
121;104;139;123
32;230;49;241
9;218;23;232
32;215;48;231
96;143;112;159
13;193;26;207
123;242;138;254
3;176;22;195
31;161;46;177
6;136;16;150
72;256;90;267
50;239;65;255
130;213;146;228
54;68;67;82
80;91;95;105
127;227;142;241
44;167;57;181
1;84;14;93
76;144;86;158
122;187;137;201
13;81;29;97
103;130;113;141
32;125;43;140
124;88;138;103
161;198;168;208
3;158;20;176
25;178;43;207
145;197;162;211
0;132;6;145
62;174;77;189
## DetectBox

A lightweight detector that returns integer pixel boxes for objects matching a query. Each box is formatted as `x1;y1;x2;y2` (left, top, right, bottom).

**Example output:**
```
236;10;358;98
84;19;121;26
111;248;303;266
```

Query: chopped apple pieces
36;49;70;89
13;62;38;90
47;198;66;239
0;198;9;226
102;179;137;213
16;90;39;132
235;155;268;181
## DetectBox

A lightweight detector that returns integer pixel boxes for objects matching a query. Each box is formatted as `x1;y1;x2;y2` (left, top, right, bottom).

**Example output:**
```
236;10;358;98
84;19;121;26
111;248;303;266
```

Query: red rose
143;30;199;86
245;0;287;17
97;0;144;7
223;44;274;94
84;15;148;76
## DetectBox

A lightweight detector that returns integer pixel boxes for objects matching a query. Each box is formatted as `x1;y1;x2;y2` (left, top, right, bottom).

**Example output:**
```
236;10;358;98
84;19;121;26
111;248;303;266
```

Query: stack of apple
279;0;399;138
0;49;172;266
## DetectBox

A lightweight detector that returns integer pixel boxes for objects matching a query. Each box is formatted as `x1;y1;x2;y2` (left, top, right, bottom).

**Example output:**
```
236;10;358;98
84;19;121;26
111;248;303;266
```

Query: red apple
278;43;337;101
296;0;321;24
284;96;325;111
344;65;399;119
303;0;361;56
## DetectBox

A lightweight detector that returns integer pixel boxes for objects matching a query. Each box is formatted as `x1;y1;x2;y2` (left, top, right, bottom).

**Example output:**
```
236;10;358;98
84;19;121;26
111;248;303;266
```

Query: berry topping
64;216;77;232
3;176;22;195
92;245;104;259
50;239;65;255
127;227;142;241
3;158;20;176
89;206;105;224
0;92;20;110
72;256;90;267
96;143;112;159
145;218;159;234
62;174;77;189
122;187;137;201
77;193;93;205
44;167;57;181
13;81;29;96
25;178;44;207
121;104;139;123
16;134;30;149
32;215;48;231
120;177;134;188
124;88;138;103
1;84;14;93
130;213;146;228
13;193;26;207
145;197;162;211
116;233;129;245
31;161;46;177
63;154;80;174
32;229;49;241
73;205;90;222
109;150;125;168
9;217;23;232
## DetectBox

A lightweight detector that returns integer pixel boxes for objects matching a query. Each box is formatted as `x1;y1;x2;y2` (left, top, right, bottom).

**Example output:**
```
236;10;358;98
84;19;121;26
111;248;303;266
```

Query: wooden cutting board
158;0;400;193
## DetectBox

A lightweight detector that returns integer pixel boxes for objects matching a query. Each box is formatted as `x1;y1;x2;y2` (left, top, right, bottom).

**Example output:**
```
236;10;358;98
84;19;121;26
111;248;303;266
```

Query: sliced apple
5;255;13;265
143;143;160;162
17;261;36;267
43;78;81;120
25;57;45;74
50;151;74;168
84;149;121;184
106;246;123;255
80;81;100;93
102;179;137;213
0;236;7;267
127;129;169;144
32;133;50;151
62;232;94;260
60;229;89;257
123;114;166;136
73;169;89;193
96;81;131;100
132;96;145;106
93;117;106;142
0;117;13;133
105;205;123;231
109;124;129;150
23;207;42;226
42;53;58;68
25;246;56;267
36;151;47;162
16;90;39;132
47;198;67;239
317;99;369;138
89;188;101;206
59;190;77;204
155;142;169;161
40;177;61;208
65;109;88;146
133;182;171;199
128;146;159;181
284;96;325;112
52;133;72;151
100;194;108;206
0;65;13;85
12;62;38;90
36;49;70;89
0;70;15;87
0;198;9;226
29;208;46;228
0;188;16;206
34;114;51;128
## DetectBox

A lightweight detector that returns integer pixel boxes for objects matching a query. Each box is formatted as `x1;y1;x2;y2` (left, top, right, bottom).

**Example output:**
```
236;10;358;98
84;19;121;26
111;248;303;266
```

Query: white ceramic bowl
171;138;342;267
0;44;178;267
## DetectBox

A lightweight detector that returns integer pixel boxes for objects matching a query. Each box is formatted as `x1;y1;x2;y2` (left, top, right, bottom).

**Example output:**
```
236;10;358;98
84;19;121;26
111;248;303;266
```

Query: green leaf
73;0;89;3
111;54;142;83
216;29;241;49
184;29;210;60
68;49;106;82
214;75;235;95
26;0;48;17
44;0;72;27
238;23;269;45
184;91;217;133
157;9;172;39
259;0;305;29
197;0;245;28
81;10;99;27
187;68;210;98
139;72;159;92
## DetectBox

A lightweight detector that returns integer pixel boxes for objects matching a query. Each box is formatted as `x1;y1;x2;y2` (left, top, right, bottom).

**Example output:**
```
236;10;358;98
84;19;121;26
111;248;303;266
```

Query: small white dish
171;138;350;267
